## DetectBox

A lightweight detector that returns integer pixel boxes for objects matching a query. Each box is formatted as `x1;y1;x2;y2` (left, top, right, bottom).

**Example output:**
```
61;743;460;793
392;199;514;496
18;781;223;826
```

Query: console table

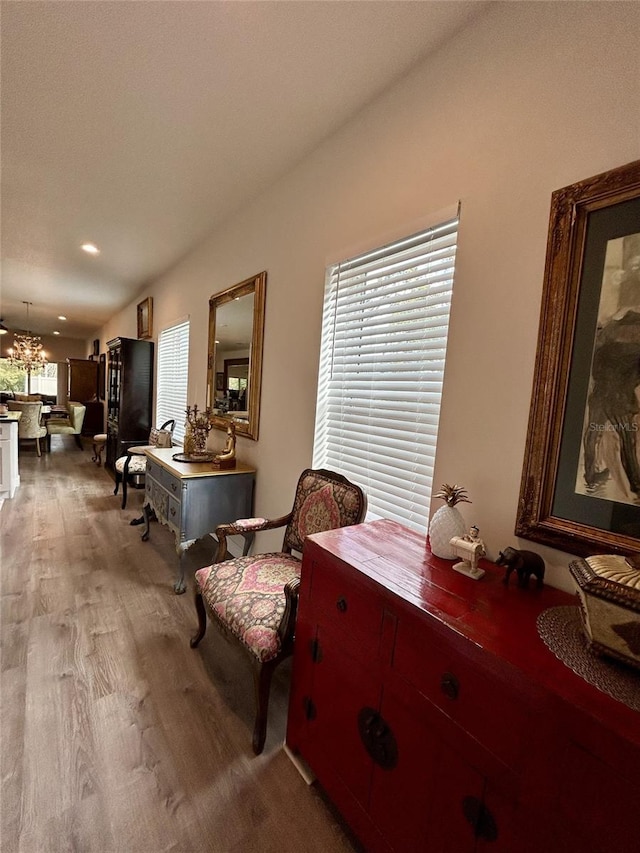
286;519;640;853
140;447;256;593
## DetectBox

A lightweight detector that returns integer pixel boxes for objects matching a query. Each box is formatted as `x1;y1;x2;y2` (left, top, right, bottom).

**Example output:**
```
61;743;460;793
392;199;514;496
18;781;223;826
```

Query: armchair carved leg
74;434;83;450
252;659;277;755
190;592;207;648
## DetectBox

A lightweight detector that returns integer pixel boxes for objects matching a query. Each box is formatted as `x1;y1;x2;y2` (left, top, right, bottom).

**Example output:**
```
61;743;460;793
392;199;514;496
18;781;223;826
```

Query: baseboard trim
282;742;315;785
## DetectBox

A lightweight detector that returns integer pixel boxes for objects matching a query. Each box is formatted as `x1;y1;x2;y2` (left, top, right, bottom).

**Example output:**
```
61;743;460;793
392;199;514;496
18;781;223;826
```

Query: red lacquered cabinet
286;519;640;853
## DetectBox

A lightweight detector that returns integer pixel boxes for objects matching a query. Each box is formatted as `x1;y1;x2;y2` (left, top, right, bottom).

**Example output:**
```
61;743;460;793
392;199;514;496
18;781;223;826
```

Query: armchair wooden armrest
214;513;293;563
278;577;301;644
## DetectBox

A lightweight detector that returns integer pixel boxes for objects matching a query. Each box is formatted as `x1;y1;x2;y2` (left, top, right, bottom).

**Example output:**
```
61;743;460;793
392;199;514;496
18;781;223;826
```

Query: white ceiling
1;0;488;340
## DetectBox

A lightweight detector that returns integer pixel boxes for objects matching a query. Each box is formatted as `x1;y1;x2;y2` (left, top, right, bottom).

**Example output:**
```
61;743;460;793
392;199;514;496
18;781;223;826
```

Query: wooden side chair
190;467;367;754
113;419;176;509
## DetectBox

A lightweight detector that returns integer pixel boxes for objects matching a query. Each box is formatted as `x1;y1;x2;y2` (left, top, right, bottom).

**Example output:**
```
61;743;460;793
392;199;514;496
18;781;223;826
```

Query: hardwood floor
1;441;359;853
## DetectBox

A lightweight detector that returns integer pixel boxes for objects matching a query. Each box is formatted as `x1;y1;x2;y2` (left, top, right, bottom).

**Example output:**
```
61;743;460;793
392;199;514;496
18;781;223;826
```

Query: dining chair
7;400;47;456
113;419;176;509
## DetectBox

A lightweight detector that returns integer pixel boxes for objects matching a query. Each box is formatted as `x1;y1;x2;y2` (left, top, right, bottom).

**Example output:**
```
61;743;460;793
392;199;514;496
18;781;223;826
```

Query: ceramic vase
429;504;466;559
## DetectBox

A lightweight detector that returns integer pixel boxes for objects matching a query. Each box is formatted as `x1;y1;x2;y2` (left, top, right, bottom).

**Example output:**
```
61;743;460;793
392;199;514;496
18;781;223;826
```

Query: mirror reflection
207;272;266;441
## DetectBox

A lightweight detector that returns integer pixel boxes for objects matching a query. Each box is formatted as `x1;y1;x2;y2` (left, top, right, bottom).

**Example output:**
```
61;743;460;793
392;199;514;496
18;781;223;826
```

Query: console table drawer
146;458;181;495
163;471;181;497
147;478;169;521
146;458;162;484
167;495;181;533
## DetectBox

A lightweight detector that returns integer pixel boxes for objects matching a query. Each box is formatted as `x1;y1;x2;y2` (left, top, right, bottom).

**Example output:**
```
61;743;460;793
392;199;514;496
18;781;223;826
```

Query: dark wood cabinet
286;519;640;853
67;357;98;402
81;400;103;436
67;358;103;435
105;337;154;470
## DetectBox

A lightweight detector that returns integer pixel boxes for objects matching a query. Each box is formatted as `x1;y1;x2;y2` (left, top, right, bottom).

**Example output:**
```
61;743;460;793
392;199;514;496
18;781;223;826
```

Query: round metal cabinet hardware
462;796;498;842
440;671;459;700
357;706;398;770
336;597;348;613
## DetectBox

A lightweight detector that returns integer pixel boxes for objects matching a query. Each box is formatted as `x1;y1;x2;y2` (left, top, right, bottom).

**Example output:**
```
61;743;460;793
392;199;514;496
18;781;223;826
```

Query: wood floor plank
1;443;359;852
0;665;26;849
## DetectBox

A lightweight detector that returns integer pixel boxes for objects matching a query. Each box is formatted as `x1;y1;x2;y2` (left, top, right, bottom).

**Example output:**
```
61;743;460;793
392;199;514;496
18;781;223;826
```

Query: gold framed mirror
206;271;266;441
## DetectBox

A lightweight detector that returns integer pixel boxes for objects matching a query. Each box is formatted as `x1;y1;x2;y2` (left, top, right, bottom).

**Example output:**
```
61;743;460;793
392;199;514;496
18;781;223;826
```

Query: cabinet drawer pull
440;672;459;700
171;481;178;492
308;638;323;663
462;796;498;842
170;508;176;517
336;597;348;613
303;696;317;721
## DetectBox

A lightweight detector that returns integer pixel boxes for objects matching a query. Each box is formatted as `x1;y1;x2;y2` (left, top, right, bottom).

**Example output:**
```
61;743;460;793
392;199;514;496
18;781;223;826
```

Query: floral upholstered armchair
191;468;367;754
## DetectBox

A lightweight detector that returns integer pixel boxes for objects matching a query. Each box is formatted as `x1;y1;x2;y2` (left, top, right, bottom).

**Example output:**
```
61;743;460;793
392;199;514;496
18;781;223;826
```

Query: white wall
39;335;88;362
101;2;640;591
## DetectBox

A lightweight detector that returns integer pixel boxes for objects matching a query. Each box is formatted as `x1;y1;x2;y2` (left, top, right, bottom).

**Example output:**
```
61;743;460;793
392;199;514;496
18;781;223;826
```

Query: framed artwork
516;159;640;558
216;372;225;392
92;338;100;357
137;297;153;340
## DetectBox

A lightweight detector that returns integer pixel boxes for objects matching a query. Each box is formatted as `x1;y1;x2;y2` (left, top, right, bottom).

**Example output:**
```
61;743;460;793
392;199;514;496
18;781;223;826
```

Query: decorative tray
172;452;216;463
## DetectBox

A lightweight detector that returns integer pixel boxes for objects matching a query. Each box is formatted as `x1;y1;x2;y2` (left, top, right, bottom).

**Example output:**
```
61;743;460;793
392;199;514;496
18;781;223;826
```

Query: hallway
0;442;356;852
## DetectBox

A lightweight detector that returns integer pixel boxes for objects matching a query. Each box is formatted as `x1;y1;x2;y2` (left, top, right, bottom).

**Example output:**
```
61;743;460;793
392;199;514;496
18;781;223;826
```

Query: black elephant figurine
496;547;545;589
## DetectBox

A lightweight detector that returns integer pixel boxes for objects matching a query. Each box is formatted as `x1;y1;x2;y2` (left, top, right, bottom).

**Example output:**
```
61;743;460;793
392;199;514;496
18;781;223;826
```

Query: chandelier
7;302;47;387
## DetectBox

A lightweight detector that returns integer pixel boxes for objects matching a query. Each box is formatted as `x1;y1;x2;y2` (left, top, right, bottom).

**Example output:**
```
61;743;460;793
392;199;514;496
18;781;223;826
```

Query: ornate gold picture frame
137;297;153;340
516;160;640;558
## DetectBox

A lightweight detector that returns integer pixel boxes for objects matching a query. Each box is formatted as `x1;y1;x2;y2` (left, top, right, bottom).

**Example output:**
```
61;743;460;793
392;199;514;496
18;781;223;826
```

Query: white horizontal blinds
313;216;458;534
156;320;190;444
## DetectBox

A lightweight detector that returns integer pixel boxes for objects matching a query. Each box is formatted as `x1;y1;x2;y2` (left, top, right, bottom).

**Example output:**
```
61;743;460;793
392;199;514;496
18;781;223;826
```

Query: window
156;319;190;444
313;212;458;534
29;361;58;397
0;359;57;395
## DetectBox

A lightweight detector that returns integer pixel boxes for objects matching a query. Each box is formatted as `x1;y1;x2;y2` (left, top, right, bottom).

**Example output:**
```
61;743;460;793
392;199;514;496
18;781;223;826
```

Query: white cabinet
0;418;20;499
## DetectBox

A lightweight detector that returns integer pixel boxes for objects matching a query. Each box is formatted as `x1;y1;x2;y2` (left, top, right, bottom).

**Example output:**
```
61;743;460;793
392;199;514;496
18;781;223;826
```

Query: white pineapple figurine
429;484;471;559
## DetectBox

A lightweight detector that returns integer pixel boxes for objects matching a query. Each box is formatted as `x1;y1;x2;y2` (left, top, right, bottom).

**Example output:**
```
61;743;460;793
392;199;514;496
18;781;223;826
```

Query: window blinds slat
156;320;190;444
313;214;458;535
337;220;457;274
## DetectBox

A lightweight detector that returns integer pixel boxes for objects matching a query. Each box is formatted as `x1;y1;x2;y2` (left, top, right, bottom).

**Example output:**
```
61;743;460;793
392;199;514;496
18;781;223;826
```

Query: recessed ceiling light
53;330;61;335
58;315;67;321
81;243;100;255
